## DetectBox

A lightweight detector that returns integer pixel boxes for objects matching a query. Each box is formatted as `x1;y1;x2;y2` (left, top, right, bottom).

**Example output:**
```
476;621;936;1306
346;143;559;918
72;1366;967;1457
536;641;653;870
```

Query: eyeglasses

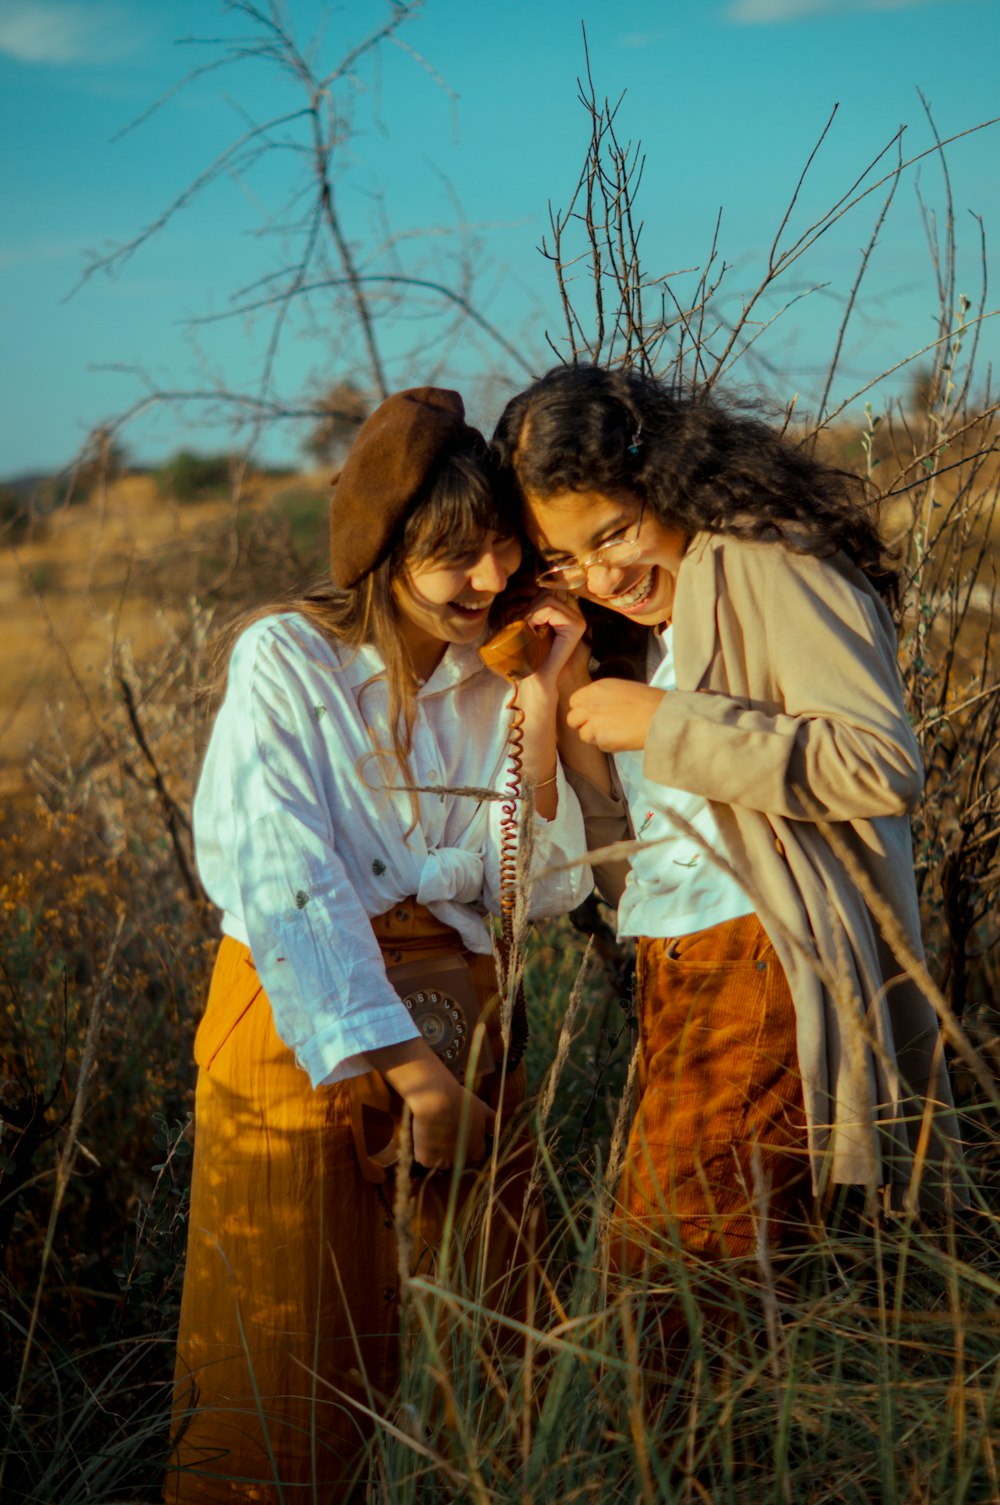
535;502;645;591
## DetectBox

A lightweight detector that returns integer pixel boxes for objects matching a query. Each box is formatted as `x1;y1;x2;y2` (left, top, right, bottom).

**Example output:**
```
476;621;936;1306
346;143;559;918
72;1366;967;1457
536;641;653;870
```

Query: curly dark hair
492;364;899;607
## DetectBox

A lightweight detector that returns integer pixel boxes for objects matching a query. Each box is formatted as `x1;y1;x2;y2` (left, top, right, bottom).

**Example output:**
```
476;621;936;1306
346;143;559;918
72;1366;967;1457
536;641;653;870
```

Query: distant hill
0;472;52;500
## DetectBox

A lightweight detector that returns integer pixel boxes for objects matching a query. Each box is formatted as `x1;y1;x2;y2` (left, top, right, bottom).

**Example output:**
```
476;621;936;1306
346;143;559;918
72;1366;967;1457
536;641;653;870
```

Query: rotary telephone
351;618;554;1182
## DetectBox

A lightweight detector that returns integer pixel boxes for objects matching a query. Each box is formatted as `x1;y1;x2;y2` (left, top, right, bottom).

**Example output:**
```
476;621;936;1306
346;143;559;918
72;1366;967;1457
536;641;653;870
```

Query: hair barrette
627;424;643;457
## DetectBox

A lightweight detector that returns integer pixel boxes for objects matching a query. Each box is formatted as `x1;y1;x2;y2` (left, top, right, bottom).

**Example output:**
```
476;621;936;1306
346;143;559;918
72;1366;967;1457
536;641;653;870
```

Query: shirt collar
417;641;489;696
331;632;488;696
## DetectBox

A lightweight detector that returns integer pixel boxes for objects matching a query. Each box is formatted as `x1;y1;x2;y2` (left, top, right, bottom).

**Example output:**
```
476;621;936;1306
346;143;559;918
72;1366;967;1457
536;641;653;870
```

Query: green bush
0;487;33;545
272;483;329;562
154;450;233;503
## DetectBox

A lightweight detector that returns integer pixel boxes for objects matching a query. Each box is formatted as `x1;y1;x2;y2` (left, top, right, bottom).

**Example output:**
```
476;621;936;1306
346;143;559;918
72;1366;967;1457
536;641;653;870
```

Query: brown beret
329;386;483;588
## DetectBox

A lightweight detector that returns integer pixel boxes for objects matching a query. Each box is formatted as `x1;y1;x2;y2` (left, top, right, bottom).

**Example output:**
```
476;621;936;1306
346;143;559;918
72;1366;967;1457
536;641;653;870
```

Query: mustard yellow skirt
167;903;528;1503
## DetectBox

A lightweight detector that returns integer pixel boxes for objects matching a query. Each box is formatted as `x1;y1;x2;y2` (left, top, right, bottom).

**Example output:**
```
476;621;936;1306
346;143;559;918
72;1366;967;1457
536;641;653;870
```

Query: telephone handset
478;619;554;680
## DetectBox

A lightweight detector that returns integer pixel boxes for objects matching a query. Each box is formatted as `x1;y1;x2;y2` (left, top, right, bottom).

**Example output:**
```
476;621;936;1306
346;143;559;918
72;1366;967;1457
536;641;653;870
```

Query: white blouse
615;627;752;940
193;613;590;1087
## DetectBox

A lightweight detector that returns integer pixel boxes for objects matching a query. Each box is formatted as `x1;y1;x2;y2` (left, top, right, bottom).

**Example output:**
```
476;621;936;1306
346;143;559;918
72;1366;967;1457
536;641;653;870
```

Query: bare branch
767;103;840;271
68;107;313;297
815;134;904;426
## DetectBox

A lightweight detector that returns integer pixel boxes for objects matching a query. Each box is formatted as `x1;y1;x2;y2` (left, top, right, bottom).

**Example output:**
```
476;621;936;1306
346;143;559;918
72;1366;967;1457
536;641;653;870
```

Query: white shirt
615;628;752;940
194;613;590;1087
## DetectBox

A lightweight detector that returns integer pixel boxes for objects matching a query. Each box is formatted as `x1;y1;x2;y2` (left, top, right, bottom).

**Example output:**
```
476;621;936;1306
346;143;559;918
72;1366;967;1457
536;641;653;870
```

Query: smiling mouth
450;599;491;617
607;567;655;611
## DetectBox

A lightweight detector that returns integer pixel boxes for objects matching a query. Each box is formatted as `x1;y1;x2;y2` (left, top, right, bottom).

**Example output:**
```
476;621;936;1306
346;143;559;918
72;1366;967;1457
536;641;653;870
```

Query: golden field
0;471;330;803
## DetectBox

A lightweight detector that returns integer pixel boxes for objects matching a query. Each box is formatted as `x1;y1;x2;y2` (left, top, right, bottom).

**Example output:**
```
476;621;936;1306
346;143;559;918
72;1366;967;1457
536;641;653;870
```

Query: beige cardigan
578;531;962;1206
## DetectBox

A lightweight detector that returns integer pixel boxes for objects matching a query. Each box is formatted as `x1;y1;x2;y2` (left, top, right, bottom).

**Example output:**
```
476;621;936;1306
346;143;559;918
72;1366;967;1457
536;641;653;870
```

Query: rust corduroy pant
167;903;527;1503
609;913;808;1280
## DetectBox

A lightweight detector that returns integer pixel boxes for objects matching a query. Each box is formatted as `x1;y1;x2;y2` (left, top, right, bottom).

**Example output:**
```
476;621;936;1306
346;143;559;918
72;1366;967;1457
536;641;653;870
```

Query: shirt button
387;947;402;963
395;906;410;922
382;1285;397;1303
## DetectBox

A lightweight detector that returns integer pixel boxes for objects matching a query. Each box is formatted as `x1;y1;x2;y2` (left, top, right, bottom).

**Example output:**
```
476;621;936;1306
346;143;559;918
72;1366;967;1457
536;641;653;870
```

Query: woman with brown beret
167;388;591;1500
493;364;964;1300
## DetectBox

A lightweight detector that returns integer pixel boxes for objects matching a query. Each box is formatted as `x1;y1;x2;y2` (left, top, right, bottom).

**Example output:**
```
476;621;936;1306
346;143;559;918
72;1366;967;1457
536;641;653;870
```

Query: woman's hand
519;590;588;693
406;1069;496;1170
491;591;588;818
565;678;666;753
372;1038;495;1169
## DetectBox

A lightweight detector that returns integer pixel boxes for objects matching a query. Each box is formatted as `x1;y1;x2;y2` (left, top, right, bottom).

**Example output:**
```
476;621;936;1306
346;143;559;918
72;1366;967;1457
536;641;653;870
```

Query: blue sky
1;0;998;477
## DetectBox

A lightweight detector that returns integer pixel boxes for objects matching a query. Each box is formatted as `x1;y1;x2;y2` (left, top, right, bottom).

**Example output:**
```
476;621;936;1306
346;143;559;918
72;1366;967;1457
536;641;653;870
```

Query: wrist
371;1038;454;1106
516;676;560;718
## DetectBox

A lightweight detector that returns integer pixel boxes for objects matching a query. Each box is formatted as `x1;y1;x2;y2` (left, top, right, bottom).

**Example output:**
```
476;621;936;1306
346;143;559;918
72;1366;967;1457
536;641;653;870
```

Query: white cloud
620;29;671;48
0;2;137;66
725;0;938;21
0;235;84;270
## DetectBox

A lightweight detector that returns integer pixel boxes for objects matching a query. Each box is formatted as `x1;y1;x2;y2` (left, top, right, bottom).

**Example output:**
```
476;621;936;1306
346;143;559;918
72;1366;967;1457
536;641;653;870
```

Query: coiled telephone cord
498;679;529;1069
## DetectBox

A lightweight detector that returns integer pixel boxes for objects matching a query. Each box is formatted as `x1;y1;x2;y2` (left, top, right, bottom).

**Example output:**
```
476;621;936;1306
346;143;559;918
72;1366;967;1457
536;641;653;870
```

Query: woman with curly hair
493;363;962;1286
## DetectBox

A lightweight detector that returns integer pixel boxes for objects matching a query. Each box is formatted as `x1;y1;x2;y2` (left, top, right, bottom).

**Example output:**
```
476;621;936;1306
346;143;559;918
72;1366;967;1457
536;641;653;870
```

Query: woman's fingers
473;1100;498;1162
566;679;666;752
528;591;586;638
519;595;587;682
411;1085;496;1169
564;702;596;736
